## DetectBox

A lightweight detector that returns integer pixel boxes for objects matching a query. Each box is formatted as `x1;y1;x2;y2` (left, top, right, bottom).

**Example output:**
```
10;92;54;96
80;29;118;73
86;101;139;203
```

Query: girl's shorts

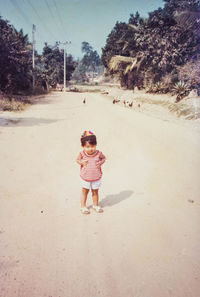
80;178;102;190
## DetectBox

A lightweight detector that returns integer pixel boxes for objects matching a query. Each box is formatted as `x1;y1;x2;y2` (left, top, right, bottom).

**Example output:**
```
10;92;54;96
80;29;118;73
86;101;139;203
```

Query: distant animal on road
113;99;116;104
83;98;86;104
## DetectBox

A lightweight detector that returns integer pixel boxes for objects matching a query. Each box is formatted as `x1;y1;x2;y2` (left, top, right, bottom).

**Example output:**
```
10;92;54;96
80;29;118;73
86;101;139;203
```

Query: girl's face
83;141;97;155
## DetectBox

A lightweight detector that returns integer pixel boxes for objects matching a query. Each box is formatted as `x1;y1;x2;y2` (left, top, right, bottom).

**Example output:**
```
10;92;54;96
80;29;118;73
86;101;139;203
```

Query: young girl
76;131;106;214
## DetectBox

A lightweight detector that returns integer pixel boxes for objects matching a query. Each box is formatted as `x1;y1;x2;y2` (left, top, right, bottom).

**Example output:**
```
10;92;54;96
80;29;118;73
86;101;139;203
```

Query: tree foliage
101;0;200;92
72;42;102;82
0;16;77;94
42;43;77;88
101;22;130;69
0;16;32;93
81;41;101;71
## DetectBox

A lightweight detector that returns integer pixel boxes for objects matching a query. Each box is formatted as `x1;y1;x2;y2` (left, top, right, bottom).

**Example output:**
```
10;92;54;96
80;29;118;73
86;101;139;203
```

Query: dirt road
0;91;200;297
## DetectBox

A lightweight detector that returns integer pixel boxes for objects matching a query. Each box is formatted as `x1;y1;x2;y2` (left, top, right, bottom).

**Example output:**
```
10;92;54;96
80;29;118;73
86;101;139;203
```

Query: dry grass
0;97;31;112
130;97;200;120
168;103;200;119
0;91;53;111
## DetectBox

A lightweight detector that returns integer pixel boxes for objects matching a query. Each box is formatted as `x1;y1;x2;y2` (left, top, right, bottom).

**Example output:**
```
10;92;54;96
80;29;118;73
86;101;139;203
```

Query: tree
101;22;129;69
81;42;93;55
72;42;102;82
129;11;144;26
72;61;88;82
0;16;32;93
102;12;145;70
163;0;200;11
81;41;101;71
42;42;76;87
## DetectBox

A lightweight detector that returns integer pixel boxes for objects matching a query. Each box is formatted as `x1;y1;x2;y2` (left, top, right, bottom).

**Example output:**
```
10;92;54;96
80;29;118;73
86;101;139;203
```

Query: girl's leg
91;189;103;212
81;188;89;208
91;189;99;206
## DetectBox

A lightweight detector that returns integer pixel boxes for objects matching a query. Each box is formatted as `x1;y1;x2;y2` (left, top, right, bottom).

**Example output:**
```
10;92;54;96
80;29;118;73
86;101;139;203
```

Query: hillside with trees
101;0;200;101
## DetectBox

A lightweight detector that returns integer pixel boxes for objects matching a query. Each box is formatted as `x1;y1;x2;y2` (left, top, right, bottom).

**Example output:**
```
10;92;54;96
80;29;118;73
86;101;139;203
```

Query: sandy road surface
0;91;200;297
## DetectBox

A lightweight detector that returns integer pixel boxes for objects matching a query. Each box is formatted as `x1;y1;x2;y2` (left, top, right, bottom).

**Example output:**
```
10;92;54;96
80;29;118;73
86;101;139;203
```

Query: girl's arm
76;153;83;165
76;153;88;166
99;152;106;165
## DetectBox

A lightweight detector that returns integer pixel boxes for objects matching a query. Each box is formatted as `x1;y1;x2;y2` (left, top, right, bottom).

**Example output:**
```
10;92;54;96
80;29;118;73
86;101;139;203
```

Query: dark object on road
69;87;80;92
102;91;109;95
115;99;120;103
113;99;116;104
129;102;133;107
83;98;86;104
138;104;141;108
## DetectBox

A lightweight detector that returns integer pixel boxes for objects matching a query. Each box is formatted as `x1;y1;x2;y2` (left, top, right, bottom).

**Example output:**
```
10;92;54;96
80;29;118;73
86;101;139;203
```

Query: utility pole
32;24;36;89
59;41;71;92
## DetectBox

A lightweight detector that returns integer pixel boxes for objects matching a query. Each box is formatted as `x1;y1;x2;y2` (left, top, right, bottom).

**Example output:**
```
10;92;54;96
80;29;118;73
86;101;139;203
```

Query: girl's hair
81;134;97;146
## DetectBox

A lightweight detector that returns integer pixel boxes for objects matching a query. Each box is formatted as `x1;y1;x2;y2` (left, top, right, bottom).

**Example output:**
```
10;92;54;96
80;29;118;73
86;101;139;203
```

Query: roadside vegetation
101;0;200;102
72;42;103;84
0;16;77;110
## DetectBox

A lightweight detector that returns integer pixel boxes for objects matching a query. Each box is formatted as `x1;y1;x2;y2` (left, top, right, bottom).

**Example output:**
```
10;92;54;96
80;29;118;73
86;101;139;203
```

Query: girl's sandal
80;207;90;214
92;205;103;213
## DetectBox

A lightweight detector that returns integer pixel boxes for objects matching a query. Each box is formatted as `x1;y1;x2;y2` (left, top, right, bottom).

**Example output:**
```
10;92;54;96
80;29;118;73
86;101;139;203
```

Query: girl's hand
96;160;104;168
81;160;88;167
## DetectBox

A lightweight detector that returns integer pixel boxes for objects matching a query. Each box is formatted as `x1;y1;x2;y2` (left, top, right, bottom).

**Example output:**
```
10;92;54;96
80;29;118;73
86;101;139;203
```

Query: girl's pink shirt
79;150;104;182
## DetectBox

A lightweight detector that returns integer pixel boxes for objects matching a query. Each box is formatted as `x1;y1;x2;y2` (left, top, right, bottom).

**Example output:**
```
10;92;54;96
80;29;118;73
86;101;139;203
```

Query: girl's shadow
100;190;133;207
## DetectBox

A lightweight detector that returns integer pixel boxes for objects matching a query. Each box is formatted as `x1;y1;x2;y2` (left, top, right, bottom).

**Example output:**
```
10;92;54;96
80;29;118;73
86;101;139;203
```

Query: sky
0;0;164;59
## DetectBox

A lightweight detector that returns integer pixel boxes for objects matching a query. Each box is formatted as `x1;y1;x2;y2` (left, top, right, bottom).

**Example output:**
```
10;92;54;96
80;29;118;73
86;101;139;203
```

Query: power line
52;0;67;40
9;0;48;47
44;0;56;20
9;0;32;26
25;0;58;41
44;0;66;41
9;0;73;55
